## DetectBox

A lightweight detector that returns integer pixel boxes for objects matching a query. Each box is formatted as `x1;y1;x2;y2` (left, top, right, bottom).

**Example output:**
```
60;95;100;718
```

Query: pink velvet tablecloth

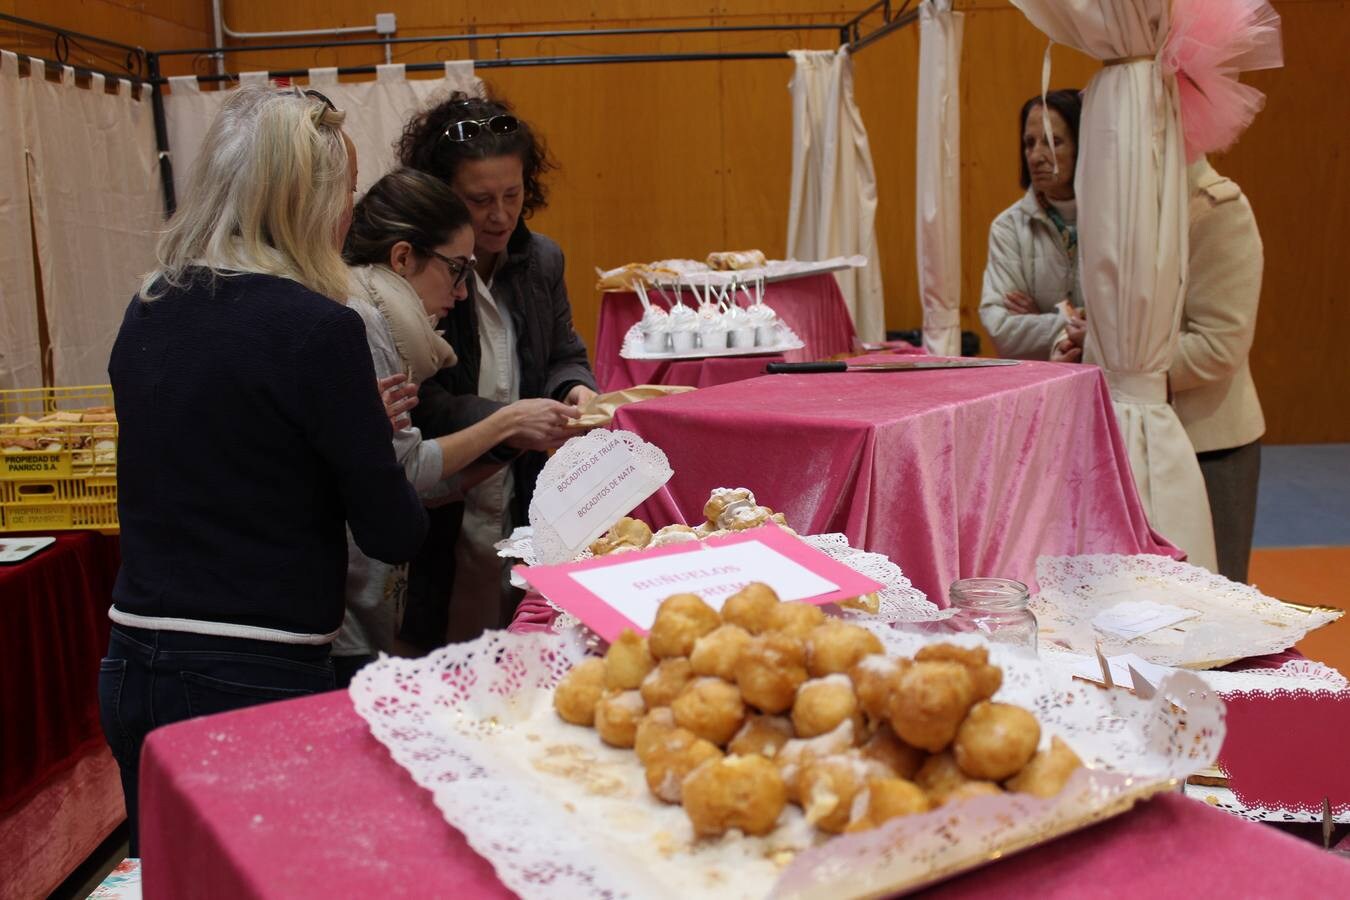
610;358;1176;605
137;690;1350;898
593;272;857;392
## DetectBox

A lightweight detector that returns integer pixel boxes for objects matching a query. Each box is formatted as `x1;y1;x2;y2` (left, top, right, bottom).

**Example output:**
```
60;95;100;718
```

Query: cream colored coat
979;190;1084;359
1169;160;1265;453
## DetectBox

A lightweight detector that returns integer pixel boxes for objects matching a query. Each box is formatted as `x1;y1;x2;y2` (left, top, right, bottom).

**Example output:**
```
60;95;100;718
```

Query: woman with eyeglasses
333;167;579;680
395;92;599;648
100;86;429;852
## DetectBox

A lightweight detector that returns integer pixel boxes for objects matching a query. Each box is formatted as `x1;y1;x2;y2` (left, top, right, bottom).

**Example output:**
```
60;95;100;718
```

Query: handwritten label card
516;524;885;642
1091;601;1201;641
528;429;673;564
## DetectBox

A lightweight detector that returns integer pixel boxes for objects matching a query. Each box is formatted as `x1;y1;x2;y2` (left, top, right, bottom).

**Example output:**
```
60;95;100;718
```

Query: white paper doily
1033;554;1342;668
527;429;673;565
350;630;1224;900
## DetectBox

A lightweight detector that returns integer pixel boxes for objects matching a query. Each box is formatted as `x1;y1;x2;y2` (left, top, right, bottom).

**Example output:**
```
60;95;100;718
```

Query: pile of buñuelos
553;583;1083;840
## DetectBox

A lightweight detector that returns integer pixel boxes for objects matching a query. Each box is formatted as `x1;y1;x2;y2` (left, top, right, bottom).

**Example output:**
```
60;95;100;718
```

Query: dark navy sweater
109;270;428;637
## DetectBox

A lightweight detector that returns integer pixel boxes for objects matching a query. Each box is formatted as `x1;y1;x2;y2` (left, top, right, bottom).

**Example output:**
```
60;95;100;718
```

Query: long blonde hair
142;84;352;300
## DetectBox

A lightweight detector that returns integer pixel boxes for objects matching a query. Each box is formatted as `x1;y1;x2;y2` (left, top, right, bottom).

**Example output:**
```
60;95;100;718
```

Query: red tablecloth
593;273;857;392
138;690;1350;898
610;358;1176;605
0;531;120;815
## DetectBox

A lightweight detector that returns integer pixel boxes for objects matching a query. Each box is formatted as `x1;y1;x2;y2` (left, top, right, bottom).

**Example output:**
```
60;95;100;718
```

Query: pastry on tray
552;584;1085;841
706;249;767;271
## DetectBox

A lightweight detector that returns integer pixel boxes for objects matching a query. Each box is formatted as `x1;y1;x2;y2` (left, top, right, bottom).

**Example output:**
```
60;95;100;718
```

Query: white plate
0;536;56;564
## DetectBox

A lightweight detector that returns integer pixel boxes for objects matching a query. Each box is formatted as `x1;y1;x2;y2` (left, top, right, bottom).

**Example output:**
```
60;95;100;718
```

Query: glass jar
947;578;1039;655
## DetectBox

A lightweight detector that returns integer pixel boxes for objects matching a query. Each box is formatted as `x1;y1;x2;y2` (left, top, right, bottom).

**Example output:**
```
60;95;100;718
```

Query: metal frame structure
1;8;919;217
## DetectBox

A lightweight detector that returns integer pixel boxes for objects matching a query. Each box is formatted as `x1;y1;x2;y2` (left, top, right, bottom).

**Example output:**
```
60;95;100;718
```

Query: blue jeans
98;625;334;855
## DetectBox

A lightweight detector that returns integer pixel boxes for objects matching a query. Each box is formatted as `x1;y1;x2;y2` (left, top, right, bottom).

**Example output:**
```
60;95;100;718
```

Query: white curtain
915;0;964;357
0;52;42;390
22;61;162;388
787;48;885;343
1010;1;1217;571
166;62;483;197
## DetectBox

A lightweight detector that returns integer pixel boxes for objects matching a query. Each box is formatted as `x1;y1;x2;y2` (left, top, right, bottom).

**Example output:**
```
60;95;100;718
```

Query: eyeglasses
442;115;519;143
427;250;475;288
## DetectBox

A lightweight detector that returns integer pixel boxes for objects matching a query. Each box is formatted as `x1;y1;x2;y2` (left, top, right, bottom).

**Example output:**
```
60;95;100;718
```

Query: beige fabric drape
787;48;885;343
0;52;41;390
1010;1;1217;571
166;63;482;197
23;61;162;388
915;0;964;357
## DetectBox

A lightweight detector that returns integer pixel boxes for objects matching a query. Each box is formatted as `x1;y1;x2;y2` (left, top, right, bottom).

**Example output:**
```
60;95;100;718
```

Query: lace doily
1183;783;1350;825
499;528;941;628
1033;554;1342;668
350;630;1224;900
527;429;673;565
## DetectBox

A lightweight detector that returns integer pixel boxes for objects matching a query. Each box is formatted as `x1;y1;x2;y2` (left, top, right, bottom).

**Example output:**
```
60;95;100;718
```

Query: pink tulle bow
1161;0;1284;161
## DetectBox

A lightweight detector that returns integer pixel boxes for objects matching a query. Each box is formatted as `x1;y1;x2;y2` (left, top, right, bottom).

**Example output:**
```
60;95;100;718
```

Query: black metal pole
145;51;176;218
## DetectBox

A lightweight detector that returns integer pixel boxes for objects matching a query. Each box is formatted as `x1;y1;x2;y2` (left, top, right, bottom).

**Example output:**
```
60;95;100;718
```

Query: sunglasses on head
427;250;475;288
300;88;337;112
442;114;520;143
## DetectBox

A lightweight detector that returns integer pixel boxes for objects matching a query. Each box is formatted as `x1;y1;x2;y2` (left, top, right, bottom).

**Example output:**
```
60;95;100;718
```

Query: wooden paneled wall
10;1;1349;442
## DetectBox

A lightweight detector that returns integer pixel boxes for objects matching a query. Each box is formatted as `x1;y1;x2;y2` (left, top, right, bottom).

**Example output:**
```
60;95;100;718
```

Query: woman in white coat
979;90;1085;360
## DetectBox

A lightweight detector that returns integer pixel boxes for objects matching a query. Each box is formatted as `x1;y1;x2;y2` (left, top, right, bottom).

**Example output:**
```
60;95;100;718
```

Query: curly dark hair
396;91;557;219
1018;89;1082;190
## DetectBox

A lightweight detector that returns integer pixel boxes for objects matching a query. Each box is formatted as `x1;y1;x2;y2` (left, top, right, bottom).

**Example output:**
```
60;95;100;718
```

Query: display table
0;530;125;898
610;357;1176;605
138;689;1350;898
593;272;857;392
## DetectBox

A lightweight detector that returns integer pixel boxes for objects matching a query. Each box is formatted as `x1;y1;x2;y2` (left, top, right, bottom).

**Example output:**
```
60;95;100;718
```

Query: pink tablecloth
138;690;1350;898
593;272;857;392
610;358;1176;605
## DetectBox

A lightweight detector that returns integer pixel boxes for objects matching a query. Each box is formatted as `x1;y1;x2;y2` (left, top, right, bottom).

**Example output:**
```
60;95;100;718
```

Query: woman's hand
1050;337;1082;363
505;398;582;452
565;384;598;407
1003;291;1039;315
1063;315;1087;349
378;374;419;430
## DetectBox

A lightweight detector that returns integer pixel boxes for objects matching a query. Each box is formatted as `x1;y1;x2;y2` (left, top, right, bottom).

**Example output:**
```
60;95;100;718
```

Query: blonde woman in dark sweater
101;85;427;853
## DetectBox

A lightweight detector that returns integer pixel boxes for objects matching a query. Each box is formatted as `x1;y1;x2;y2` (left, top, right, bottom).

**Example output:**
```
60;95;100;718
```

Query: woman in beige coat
979;90;1086;359
1054;158;1265;582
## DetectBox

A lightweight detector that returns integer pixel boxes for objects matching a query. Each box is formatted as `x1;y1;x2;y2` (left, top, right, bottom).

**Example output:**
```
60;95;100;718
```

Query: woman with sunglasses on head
333;167;579;681
100;86;429;852
395;93;598;648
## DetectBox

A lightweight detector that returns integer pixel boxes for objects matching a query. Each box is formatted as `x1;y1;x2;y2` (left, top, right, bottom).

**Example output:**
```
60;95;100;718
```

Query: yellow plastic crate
1;385;119;532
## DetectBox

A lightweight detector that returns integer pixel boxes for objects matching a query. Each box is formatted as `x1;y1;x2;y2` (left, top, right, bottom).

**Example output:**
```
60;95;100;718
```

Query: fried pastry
648;593;721;659
644;727;723;803
681;755;787;837
736;632;808;714
767;602;825;641
604;629;655;690
845;777;929;832
672;677;746;746
953;702;1040;781
792;674;864;739
860;723;925;780
589;516;653;556
728;715;793;759
640;657;695;709
595;690;646;748
806;621;884;677
720;582;781;634
1004;736;1083;798
553;658;607;726
689;624;751;682
887;660;978;752
915;643;1003;701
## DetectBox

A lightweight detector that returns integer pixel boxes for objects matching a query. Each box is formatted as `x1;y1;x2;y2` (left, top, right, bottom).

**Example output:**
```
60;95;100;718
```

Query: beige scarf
349;264;457;382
